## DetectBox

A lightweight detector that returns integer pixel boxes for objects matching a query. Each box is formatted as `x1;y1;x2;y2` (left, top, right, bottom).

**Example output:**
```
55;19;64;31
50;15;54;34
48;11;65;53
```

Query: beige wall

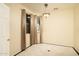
6;4;34;55
74;5;79;52
42;7;74;46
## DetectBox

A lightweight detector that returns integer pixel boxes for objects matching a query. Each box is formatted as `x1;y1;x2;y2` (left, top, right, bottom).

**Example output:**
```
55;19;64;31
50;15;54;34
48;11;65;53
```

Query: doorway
0;4;10;55
26;14;31;47
21;9;42;51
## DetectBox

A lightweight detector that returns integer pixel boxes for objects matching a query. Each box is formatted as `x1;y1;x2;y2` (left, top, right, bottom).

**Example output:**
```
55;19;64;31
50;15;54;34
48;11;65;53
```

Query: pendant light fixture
43;3;50;17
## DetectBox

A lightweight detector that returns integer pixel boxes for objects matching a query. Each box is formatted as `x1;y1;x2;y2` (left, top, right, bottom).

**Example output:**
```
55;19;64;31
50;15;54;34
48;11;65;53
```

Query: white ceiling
22;3;78;15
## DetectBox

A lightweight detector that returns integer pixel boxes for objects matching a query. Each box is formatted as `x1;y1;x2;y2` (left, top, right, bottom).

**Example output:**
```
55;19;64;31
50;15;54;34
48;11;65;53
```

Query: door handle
7;39;10;41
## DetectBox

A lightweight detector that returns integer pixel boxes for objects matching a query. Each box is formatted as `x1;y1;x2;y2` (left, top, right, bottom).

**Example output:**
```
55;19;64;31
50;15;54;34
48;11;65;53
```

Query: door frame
21;9;26;51
30;15;37;45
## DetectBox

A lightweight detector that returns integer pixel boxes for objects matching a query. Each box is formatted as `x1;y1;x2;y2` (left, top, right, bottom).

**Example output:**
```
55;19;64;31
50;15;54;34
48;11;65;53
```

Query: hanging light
43;3;50;17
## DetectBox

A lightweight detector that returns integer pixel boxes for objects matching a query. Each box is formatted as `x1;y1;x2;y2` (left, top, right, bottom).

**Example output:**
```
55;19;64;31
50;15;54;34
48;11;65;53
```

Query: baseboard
42;43;73;48
74;47;79;53
14;46;31;56
72;47;79;55
14;49;25;56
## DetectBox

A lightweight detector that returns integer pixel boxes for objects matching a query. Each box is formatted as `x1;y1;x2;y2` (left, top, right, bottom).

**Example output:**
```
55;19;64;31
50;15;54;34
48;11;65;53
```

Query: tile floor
17;44;78;56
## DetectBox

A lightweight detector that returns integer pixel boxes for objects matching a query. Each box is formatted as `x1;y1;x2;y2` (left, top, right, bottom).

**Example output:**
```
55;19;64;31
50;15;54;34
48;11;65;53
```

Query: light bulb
43;13;50;17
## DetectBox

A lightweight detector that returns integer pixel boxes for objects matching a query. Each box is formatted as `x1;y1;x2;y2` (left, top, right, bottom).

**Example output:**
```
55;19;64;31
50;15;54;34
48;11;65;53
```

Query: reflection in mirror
35;16;40;32
35;16;41;43
26;14;31;33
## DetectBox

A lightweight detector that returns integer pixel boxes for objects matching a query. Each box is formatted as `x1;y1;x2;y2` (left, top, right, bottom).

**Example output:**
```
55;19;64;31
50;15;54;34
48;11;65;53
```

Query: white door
0;4;10;56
